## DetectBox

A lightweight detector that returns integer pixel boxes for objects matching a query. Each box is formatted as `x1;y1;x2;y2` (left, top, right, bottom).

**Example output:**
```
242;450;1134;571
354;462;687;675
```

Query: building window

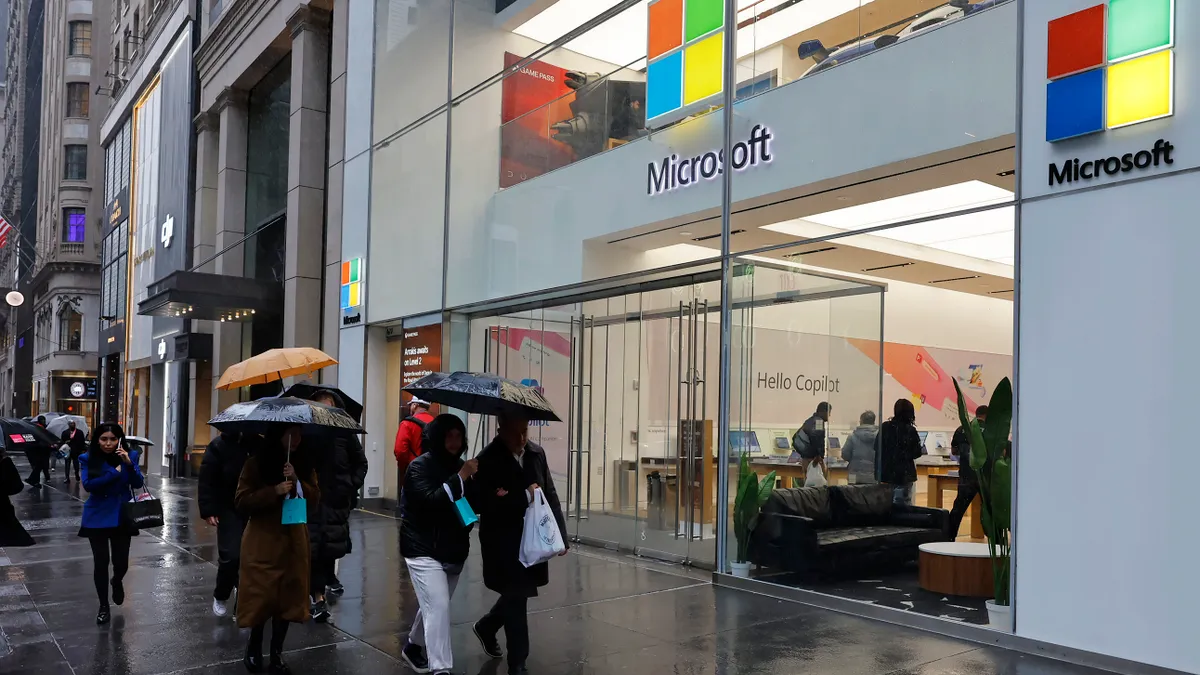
64;145;87;180
59;306;82;352
69;21;91;56
66;82;89;117
63;208;86;243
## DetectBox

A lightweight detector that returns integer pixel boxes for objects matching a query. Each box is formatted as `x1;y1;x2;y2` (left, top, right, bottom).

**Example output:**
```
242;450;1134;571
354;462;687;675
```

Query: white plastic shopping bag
519;488;565;568
804;463;828;488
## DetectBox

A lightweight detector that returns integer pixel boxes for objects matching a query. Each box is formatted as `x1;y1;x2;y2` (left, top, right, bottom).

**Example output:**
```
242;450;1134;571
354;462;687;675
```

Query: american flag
0;215;11;249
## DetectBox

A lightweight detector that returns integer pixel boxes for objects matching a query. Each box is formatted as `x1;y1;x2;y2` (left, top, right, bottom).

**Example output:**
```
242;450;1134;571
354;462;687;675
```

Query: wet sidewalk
0;461;1109;675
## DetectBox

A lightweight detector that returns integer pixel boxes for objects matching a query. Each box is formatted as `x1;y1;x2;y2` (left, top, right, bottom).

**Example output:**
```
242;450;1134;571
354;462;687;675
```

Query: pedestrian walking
61;420;87;484
199;431;258;618
306;389;368;622
947;405;987;538
235;424;319;674
399;414;477;675
878;399;923;505
394;398;433;489
0;444;34;547
24;416;52;487
79;422;145;625
471;414;568;675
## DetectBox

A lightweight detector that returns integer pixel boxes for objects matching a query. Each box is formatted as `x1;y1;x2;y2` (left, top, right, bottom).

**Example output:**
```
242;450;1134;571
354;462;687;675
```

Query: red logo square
1047;4;1106;80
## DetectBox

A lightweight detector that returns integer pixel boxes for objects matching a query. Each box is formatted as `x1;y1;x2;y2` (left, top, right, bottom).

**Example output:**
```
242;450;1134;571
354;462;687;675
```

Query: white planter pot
985;600;1012;630
730;561;752;578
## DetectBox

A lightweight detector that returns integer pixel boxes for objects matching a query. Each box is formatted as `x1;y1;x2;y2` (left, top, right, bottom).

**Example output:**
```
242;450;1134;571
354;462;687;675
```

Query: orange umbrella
216;347;338;390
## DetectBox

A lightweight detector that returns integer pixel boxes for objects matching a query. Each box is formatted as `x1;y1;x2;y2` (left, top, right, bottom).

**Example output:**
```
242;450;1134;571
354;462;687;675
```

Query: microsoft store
336;0;1197;672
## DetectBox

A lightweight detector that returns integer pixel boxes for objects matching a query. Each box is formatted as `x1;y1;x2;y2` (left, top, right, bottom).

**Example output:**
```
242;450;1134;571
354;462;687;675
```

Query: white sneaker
212;598;228;617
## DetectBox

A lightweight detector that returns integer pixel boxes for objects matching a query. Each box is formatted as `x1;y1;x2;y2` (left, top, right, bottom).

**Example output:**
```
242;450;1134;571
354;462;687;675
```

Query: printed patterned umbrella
403;372;561;422
208;397;366;437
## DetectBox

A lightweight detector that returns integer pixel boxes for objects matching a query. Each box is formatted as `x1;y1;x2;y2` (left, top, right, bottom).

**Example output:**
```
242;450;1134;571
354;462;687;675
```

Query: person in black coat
307;389;368;622
198;431;259;618
470;413;568;675
877;398;924;505
24;416;52;487
61;420;88;484
398;414;477;675
0;445;34;547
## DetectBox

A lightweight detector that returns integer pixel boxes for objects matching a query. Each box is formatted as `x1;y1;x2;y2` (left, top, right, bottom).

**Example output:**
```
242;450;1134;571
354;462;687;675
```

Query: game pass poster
500;52;578;188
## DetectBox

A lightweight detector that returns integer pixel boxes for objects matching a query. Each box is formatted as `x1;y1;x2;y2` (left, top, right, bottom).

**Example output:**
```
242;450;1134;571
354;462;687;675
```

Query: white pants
405;557;461;671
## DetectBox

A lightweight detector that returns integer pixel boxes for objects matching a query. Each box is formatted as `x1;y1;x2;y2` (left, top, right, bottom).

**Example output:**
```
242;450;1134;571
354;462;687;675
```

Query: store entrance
470;273;722;566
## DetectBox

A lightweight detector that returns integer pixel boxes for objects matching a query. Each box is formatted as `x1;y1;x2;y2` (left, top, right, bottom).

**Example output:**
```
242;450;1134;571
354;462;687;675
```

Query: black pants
87;534;132;606
948;482;980;537
310;556;338;597
214;511;244;601
67;452;82;480
479;594;529;670
248;617;290;657
25;452;49;485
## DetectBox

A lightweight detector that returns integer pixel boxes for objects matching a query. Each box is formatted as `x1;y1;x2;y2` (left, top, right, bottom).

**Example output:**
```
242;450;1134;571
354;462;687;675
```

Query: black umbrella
0;418;62;450
208;397;366;437
282;382;363;423
403;372;561;422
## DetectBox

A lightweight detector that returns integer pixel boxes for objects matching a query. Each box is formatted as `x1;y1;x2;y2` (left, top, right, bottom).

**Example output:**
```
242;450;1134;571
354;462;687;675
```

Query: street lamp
5;291;22;307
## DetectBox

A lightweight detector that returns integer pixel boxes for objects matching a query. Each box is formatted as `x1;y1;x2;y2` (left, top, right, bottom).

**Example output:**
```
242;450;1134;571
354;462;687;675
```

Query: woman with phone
235;424;319;674
79;422;145;625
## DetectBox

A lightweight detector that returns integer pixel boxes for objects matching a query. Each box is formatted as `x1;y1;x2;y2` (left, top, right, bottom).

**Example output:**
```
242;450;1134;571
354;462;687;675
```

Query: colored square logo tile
1108;0;1173;61
1107;49;1173;127
684;0;723;43
349;258;360;282
1046;69;1106;142
648;0;683;61
647;50;683;120
1047;4;1106;79
341;261;351;285
340;284;351;310
683;33;723;105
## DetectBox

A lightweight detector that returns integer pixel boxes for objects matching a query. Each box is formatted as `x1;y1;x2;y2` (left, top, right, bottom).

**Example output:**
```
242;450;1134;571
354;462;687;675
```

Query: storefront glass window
373;0;451;144
245;57;291;281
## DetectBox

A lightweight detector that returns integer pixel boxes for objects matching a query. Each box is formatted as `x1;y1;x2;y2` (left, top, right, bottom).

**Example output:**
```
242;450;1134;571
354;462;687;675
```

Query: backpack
791;427;810;456
402;415;430;454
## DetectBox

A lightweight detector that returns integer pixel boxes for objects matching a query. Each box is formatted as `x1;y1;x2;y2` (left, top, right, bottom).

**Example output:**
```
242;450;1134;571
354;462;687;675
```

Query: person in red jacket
394;398;433;488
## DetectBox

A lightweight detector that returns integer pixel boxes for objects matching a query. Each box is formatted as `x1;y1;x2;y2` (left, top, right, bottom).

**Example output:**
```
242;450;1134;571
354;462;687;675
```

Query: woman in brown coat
235;424;319;674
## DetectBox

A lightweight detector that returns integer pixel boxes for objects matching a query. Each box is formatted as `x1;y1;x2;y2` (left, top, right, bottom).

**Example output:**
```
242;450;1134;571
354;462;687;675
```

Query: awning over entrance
137;270;283;321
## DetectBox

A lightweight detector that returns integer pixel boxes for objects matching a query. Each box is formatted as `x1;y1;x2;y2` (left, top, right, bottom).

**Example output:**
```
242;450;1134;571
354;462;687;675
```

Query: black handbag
122;487;164;529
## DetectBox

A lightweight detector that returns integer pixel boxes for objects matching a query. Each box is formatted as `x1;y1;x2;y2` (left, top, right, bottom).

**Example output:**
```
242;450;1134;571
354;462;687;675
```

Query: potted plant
952;377;1012;629
731;450;776;577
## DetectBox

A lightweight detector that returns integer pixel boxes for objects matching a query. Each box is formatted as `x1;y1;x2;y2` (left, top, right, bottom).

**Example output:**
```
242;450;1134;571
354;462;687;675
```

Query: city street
1;460;1105;675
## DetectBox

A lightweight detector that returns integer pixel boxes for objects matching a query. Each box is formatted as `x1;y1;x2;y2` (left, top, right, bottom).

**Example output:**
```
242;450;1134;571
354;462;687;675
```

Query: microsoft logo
340;258;364;311
1046;0;1175;143
646;0;725;129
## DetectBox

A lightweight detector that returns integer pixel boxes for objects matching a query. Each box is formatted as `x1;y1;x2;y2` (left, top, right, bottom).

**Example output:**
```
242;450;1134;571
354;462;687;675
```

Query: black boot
96;605;110;625
244;640;264;673
269;651;291;674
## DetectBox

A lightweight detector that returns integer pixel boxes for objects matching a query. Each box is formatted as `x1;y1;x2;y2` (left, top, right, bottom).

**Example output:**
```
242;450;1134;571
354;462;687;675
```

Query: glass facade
365;0;1017;629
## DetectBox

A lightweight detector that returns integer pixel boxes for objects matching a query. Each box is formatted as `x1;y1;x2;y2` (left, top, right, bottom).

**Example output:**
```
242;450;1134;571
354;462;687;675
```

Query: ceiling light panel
513;0;650;70
737;0;879;59
803;181;1013;231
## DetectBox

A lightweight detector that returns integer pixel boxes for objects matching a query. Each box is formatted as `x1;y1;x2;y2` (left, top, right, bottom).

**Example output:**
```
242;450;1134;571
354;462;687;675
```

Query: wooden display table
926;473;984;539
918;542;993;598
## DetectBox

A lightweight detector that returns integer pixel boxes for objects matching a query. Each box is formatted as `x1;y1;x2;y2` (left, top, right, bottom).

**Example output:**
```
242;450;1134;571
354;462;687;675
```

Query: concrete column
284;5;331;350
192;111;220;274
212;88;249;414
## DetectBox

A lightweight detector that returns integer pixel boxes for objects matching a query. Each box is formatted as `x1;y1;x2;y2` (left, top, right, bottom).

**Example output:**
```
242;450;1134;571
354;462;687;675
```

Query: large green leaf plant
733;450;777;564
952;377;1012;607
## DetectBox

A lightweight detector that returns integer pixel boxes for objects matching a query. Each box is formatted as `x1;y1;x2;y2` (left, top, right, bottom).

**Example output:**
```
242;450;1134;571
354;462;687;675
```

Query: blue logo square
340;284;351;310
647;51;683;120
1046;69;1106;142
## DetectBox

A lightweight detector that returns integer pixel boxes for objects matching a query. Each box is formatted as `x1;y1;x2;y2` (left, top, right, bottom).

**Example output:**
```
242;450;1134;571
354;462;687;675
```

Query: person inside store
398;414;477;675
199;430;260;618
876;399;923;505
471;413;568;675
0;442;34;548
947;405;988;539
24;416;52;487
792;401;831;476
306;389;368;623
61;419;88;484
79;422;145;625
235;424;319;674
395;398;434;490
840;410;879;484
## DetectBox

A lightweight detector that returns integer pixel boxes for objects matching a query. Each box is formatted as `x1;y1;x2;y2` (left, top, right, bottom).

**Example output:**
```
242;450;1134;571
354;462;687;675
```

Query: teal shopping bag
454;497;478;527
282;495;307;525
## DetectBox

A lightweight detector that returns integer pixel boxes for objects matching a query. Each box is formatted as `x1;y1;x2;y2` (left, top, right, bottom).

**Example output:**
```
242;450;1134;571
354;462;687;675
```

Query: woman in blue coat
79;422;144;625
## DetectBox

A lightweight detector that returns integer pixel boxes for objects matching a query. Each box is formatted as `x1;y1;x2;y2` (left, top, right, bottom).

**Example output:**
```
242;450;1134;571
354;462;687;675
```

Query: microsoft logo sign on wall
340;258;364;326
1046;0;1175;143
646;0;725;129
